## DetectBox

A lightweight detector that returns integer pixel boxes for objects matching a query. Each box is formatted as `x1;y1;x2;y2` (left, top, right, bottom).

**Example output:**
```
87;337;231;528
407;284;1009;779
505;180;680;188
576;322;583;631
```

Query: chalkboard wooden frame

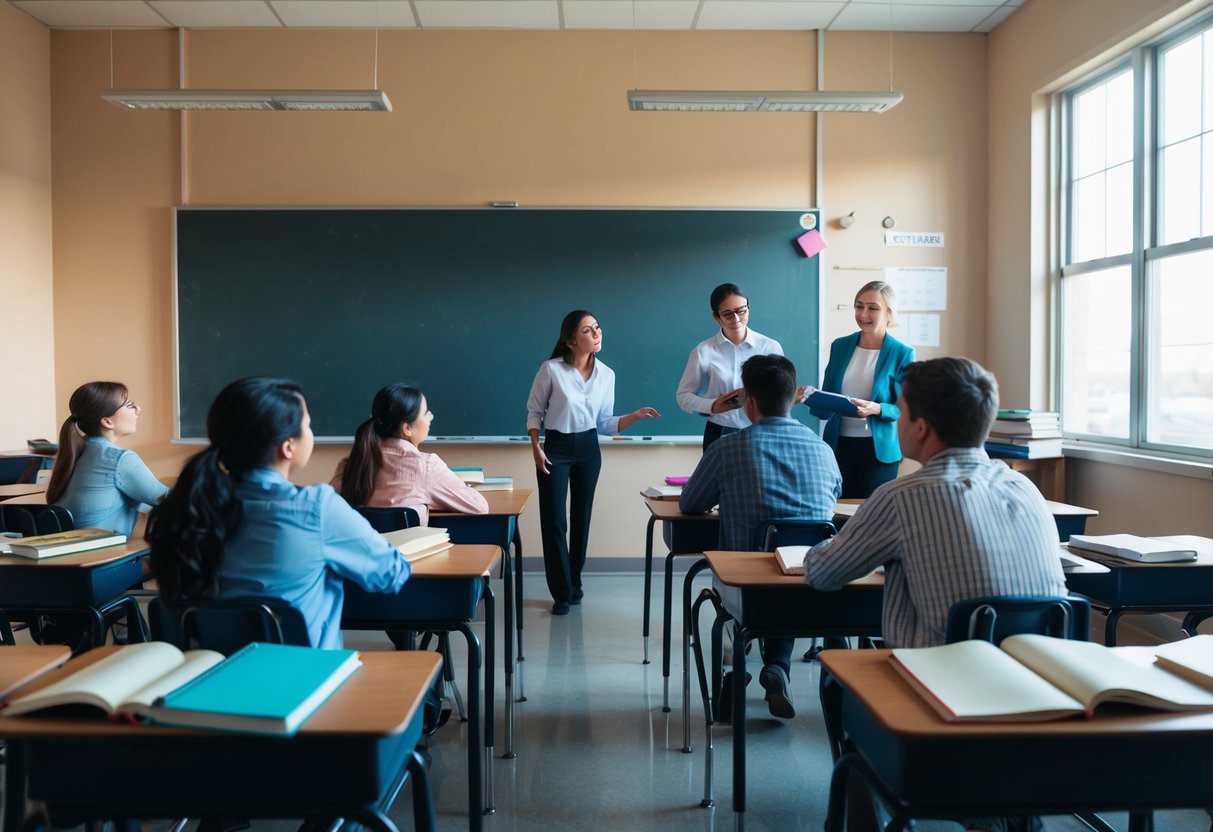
173;207;821;442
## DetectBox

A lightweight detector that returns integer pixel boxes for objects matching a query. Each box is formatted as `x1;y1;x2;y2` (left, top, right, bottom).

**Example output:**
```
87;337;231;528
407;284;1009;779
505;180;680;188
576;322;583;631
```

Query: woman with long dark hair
331;383;488;523
148;377;410;648
527;310;660;614
47;381;168;535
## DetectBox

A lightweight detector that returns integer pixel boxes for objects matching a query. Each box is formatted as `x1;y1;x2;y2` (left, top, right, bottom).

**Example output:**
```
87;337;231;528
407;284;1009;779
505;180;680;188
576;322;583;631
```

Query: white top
526;357;621;436
675;328;784;430
838;346;879;438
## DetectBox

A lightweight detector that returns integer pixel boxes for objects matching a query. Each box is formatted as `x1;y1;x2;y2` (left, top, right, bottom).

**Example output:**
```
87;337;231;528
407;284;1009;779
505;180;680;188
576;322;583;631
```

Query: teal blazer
810;332;915;464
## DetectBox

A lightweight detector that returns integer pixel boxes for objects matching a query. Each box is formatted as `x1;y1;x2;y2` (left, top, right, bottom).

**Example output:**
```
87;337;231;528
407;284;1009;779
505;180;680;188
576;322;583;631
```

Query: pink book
665;476;689;486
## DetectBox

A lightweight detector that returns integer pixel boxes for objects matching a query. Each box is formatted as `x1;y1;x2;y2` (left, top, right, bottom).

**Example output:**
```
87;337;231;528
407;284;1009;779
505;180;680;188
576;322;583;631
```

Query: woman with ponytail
331;384;488;524
47;381;168;535
148;377;411;649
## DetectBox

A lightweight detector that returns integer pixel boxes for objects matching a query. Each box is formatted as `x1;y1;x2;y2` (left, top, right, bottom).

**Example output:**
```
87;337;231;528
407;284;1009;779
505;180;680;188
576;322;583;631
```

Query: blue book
807;390;860;417
151;642;361;736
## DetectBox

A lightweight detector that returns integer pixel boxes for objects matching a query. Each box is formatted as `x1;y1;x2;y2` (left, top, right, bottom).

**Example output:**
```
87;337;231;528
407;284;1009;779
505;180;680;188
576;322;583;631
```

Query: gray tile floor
344;573;1213;832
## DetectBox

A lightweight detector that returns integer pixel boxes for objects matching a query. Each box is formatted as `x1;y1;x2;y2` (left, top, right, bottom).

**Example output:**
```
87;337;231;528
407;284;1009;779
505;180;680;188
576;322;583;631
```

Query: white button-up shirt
526;357;621;436
675;328;784;430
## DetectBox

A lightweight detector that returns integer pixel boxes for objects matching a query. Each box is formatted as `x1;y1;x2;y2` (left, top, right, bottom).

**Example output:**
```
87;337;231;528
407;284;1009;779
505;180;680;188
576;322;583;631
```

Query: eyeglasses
114;400;139;414
718;305;749;321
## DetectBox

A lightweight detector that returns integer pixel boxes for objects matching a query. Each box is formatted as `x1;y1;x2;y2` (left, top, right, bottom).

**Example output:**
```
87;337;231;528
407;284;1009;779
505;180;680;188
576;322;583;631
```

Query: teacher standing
676;283;786;450
527;310;660;615
810;281;915;498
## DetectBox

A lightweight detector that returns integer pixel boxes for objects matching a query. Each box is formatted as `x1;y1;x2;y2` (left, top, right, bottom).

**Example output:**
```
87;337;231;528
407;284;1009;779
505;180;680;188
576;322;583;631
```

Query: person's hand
532;443;551;475
795;385;816;404
850;398;881;418
711;388;745;414
632;407;661;420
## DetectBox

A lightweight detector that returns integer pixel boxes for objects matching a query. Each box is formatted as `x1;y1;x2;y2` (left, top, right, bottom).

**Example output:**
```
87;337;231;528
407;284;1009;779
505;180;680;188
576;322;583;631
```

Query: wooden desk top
432;488;532;517
2;492;48;506
642;497;718;521
0;537;150;569
821;648;1213;738
0;645;72;701
705;550;885;588
0;645;443;739
1045;499;1098;516
0;483;49;500
409;543;500;578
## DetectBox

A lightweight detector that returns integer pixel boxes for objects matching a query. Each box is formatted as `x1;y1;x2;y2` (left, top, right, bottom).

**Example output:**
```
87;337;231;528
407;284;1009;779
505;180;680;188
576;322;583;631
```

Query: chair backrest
755;517;836;552
356;505;421;533
0;504;74;536
149;596;311;655
0;456;44;485
945;595;1091;645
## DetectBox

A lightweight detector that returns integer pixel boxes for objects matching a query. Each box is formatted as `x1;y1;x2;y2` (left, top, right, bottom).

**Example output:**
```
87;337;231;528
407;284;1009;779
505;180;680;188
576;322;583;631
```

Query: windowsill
1063;441;1213;480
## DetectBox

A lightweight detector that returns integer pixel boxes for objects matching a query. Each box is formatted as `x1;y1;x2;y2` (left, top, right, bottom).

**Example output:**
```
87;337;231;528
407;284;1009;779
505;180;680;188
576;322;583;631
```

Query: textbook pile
984;409;1062;459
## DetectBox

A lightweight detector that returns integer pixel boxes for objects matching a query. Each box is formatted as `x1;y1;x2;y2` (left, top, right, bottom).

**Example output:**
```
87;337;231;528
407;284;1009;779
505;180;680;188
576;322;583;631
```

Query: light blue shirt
676;328;784;430
57;437;169;536
526;357;621;436
217;468;411;649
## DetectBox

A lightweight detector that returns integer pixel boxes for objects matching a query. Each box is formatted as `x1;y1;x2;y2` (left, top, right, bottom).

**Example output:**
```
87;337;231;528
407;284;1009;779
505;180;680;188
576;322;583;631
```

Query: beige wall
0;3;54;450
42;27;987;556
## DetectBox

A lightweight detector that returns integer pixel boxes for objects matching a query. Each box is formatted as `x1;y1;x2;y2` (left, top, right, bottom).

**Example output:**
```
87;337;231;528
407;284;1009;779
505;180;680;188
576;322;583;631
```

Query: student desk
0;483;48;501
0;492;47;505
0;645;71;701
821;648;1213;832
342;543;500;832
0;647;442;832
0;538;150;646
433;489;531;704
832;498;1098;540
1064;534;1213;646
697;551;885;826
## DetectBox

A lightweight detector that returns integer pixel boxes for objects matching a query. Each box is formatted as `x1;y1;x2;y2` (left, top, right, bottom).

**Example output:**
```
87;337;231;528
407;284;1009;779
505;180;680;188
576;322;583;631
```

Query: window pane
1205;30;1213;133
1147;248;1213;449
1206;133;1213;238
1106;71;1134;166
1160;137;1202;245
1161;34;1202;145
1062;265;1131;438
1105;161;1133;256
1073;173;1106;261
1073;84;1107;178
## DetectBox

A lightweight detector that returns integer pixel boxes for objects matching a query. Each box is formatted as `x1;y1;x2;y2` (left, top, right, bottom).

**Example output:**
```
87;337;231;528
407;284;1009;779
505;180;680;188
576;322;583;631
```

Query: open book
1067;534;1197;563
891;634;1213;722
641;485;682;501
381;526;452;562
2;641;224;719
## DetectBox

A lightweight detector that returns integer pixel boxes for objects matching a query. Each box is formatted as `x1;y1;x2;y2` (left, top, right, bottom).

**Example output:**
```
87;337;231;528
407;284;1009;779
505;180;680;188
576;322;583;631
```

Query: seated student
680;354;841;718
331;383;489;524
148;377;411;649
46;381;169;536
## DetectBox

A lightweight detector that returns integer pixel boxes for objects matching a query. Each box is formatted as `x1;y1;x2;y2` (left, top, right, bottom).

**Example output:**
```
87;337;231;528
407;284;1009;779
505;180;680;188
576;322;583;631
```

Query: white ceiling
9;0;1025;32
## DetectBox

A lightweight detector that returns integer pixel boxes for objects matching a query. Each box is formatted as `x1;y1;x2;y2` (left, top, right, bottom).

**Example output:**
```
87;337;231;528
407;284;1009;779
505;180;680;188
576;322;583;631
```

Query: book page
4;642;188;715
1002;634;1213;711
1154;635;1213;690
119;649;225;714
774;546;808;575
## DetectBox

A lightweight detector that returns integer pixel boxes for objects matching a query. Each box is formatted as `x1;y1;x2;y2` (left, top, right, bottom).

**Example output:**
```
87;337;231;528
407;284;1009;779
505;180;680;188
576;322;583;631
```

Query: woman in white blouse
527;310;660;614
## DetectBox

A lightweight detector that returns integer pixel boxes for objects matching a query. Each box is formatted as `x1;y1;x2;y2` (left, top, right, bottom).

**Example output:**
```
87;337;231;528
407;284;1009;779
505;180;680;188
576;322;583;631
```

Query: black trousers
536;429;602;604
834;436;899;499
702;421;739;451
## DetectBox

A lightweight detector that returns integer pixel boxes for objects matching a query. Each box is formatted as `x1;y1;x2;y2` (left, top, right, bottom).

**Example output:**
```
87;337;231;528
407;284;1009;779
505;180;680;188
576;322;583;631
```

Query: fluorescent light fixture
101;89;393;112
627;90;903;113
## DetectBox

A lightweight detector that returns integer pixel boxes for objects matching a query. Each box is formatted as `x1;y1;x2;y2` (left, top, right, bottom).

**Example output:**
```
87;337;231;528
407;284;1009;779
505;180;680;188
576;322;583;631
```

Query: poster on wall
901;313;941;347
885;266;947;310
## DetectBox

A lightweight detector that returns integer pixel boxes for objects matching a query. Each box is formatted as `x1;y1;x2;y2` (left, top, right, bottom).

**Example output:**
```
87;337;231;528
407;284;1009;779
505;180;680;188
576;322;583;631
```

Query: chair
0;455;45;485
755;517;838;552
945;594;1091;645
1;503;75;536
149;596;311;654
356;505;421;533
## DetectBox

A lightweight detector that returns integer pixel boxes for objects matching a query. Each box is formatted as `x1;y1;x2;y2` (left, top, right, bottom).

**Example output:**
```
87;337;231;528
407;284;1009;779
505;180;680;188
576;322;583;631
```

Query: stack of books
2;528;127;560
381;526;452;562
474;475;513;492
984;409;1062;459
450;467;484;484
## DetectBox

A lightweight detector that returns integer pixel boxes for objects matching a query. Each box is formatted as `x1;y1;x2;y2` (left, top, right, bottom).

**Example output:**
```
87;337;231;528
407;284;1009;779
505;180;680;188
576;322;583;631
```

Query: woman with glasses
528;310;660;614
46;381;169;535
809;281;915;498
676;282;787;450
331;383;488;524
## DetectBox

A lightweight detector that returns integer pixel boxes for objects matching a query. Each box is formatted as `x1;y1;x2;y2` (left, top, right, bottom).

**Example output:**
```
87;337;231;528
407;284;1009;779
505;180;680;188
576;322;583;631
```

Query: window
1060;11;1213;456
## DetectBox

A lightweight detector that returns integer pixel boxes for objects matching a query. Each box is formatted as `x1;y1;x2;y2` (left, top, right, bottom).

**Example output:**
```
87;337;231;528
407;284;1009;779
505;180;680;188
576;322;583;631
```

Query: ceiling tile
12;0;169;27
888;0;1005;6
271;1;417;27
697;0;845;31
414;0;560;28
147;0;282;27
973;4;1016;31
830;2;994;31
563;0;698;29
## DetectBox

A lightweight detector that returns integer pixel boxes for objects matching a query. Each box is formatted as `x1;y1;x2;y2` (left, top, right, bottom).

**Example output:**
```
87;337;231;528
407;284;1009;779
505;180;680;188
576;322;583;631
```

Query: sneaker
759;665;795;719
551;601;570;615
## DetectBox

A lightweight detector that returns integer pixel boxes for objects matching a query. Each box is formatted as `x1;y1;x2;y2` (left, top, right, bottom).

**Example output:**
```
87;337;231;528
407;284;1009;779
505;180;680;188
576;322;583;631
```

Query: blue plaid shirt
680;417;841;550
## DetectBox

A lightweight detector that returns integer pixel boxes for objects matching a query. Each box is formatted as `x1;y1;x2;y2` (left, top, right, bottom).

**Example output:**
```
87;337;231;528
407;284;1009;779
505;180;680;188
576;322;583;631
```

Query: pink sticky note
796;228;826;258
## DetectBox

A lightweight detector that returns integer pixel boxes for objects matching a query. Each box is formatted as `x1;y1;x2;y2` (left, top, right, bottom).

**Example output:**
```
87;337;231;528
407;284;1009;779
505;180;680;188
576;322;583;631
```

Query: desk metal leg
681;558;712;753
4;739;25;832
453;622;483;832
406;749;439;832
512;523;527;702
732;624;749;830
642;515;657;664
1105;607;1125;647
501;547;517;759
662;549;679;712
481;585;496;814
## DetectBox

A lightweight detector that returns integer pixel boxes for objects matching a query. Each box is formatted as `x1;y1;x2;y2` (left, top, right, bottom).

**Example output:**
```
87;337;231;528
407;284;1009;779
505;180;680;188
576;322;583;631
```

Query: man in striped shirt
804;356;1067;648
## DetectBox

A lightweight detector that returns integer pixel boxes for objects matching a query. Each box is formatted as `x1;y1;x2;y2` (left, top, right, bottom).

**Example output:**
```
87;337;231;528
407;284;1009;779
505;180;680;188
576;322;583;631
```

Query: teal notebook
151;642;361;736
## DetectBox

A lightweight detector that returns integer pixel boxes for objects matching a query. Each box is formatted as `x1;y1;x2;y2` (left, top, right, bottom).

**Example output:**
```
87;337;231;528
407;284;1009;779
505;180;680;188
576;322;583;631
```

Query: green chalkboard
174;208;820;440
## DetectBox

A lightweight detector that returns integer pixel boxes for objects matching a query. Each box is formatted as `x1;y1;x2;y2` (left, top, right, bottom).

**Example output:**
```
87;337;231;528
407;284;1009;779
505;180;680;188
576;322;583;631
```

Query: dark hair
148;377;307;603
900;357;999;448
337;384;425;508
741;354;797;418
710;283;747;315
550;309;597;367
46;381;129;504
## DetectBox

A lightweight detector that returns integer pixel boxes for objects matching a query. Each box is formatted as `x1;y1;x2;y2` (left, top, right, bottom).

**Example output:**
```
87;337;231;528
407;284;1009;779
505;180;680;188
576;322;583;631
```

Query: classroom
4;0;1213;829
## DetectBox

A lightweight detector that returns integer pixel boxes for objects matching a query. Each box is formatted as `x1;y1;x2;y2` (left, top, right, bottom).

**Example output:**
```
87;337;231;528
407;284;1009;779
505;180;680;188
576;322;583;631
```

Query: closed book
664;476;690;486
641;485;682;500
450;467;484;484
6;528;127;559
984;441;1062;459
806;390;860;417
1154;636;1213;690
1067;534;1198;563
381;526;452;562
774;545;809;575
995;410;1060;422
151;642;361;736
988;423;1063;439
473;476;513;491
